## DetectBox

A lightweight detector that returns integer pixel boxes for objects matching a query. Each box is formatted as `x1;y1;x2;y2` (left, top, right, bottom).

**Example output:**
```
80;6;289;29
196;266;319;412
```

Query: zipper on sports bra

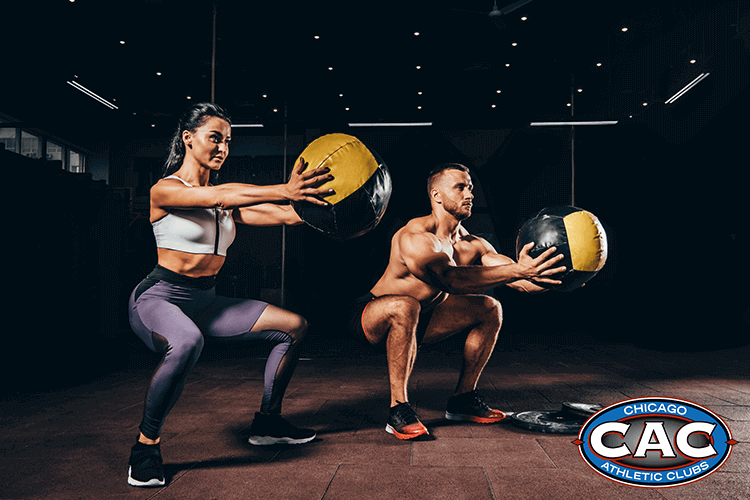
213;209;220;255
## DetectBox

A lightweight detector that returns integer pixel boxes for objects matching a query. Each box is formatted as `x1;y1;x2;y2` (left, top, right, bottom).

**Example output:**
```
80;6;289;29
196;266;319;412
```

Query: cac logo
575;397;736;487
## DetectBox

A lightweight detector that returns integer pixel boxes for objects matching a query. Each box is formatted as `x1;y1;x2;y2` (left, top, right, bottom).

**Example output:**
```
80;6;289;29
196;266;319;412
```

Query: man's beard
445;200;472;221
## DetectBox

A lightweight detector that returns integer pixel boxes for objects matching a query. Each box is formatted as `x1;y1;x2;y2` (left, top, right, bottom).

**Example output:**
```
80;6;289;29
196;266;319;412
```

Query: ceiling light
156;72;162;76
416;65;422;69
262;94;268;98
233;124;264;128
690;59;696;64
328;67;333;71
119;40;125;45
496;90;502;93
348;122;432;127
66;80;118;109
417;106;422;110
577;88;583;92
418;91;423;95
530;121;618;126
512;42;518;47
566;103;571;107
505;63;510;67
339;93;344;97
665;72;710;104
642;102;648;106
314;35;320;39
621;27;628;32
273;108;278;112
521;16;527;21
414;32;420;36
492;104;497;108
596;62;602;67
187;96;192;100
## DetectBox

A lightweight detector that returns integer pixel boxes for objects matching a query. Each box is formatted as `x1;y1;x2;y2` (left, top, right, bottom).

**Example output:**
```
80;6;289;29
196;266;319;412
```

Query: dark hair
162;102;232;177
426;163;470;194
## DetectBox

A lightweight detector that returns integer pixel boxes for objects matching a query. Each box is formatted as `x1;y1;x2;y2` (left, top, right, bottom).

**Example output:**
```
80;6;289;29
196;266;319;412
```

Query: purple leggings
128;265;297;440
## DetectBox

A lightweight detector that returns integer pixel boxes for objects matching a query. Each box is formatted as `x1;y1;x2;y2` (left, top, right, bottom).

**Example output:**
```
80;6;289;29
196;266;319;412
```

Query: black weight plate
509;410;584;434
561;402;603;420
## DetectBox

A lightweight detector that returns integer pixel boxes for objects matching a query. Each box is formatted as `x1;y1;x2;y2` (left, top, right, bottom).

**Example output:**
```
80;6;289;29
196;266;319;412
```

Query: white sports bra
152;176;236;256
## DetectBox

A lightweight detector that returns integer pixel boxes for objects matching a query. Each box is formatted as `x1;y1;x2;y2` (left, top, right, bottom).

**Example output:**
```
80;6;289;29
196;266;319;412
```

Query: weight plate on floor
509;410;584;434
561;402;602;420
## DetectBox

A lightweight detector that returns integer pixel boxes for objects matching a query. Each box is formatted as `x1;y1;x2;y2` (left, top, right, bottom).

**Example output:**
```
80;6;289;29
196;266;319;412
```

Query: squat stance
350;163;565;440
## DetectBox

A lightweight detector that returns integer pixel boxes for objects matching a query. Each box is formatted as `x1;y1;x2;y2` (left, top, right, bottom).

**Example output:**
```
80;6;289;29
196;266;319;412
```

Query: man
349;163;566;440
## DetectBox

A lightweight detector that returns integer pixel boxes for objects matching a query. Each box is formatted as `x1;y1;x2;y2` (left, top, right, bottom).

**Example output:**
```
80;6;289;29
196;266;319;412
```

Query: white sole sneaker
127;466;165;487
248;434;316;446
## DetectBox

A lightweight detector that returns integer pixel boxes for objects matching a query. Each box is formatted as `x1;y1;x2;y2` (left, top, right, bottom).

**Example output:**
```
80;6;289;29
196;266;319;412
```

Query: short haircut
427;163;470;194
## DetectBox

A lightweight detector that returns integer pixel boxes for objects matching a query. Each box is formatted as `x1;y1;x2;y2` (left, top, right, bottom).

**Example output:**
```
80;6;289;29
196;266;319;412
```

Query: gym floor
1;331;748;500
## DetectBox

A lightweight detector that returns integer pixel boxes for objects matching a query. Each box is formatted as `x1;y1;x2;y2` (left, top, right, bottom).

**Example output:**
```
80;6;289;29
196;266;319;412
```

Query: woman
127;102;333;487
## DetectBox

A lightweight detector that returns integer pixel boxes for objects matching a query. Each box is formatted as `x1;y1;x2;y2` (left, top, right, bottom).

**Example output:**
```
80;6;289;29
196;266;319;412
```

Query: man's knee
386;296;422;327
480;296;503;328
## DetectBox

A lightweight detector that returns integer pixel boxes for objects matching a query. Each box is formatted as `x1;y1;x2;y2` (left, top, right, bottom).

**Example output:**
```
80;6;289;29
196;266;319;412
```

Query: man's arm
473;237;551;293
400;231;565;295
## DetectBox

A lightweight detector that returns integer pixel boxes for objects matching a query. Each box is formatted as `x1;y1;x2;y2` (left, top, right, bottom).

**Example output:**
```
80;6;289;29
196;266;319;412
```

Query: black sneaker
127;441;165;487
445;390;506;424
385;401;429;440
248;412;316;445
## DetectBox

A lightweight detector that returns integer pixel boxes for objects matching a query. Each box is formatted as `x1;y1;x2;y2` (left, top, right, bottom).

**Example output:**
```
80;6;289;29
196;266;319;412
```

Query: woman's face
183;116;231;171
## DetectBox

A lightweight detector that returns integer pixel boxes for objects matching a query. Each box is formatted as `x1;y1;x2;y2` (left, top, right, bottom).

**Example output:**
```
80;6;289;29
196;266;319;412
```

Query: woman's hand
284;157;335;206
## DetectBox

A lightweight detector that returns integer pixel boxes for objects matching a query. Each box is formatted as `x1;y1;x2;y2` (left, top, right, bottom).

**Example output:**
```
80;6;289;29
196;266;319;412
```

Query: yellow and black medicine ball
515;206;608;291
291;133;392;240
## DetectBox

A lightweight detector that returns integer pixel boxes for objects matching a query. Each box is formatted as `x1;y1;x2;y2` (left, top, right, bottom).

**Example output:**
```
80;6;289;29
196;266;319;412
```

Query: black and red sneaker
445;390;506;424
385;401;430;440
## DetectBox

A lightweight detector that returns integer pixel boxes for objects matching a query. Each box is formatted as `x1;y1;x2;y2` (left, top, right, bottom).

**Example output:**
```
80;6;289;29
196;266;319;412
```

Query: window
0;127;16;153
47;141;63;163
69;150;84;173
21;131;41;159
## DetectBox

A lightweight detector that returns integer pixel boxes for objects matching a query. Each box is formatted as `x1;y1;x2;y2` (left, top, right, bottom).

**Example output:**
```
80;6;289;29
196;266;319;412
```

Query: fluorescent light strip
348;122;433;127
66;81;118;109
232;124;264;128
530;121;618;126
665;72;710;104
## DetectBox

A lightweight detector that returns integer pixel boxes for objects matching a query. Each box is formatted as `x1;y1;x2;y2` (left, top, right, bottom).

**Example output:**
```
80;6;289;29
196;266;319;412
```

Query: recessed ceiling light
492;104;497;108
345;107;350;111
642;102;648;106
596;62;602;67
567;103;571;107
521;16;527;21
414;32;420;36
416;65;422;69
418;91;423;95
273;108;278;112
577;88;583;92
621;27;628;32
328;67;333;70
512;42;518;47
339;93;344;97
505;63;510;67
496;89;502;93
119;40;125;45
417;106;422;110
156;72;162;76
314;35;320;39
262;94;267;98
690;59;696;64
187;96;192;100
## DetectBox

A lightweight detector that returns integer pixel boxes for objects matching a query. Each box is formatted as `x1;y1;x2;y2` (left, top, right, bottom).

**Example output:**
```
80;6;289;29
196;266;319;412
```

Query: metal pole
570;75;575;206
281;103;288;308
211;2;217;102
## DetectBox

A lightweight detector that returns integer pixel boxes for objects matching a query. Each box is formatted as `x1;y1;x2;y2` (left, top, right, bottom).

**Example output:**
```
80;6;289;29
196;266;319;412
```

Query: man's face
435;169;474;221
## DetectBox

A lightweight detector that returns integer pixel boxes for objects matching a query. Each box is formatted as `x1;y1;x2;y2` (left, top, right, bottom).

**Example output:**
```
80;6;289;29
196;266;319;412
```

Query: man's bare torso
369;215;485;309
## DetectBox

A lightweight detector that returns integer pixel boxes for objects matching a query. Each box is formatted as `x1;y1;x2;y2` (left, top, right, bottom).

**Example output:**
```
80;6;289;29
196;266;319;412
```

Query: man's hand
516;242;567;285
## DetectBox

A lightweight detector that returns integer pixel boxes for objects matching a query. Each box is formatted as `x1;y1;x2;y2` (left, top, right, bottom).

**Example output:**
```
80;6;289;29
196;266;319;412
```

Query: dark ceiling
3;0;749;147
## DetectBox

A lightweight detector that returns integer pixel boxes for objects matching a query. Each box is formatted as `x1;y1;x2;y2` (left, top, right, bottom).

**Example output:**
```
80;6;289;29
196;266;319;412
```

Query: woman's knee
164;329;204;362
